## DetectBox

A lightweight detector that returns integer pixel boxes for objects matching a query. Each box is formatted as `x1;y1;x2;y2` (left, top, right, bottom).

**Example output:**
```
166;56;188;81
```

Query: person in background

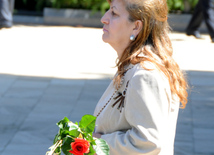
93;0;188;154
0;0;15;29
186;0;214;43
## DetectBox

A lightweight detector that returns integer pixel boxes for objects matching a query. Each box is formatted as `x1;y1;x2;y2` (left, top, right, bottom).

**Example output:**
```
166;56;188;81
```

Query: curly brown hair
107;0;188;108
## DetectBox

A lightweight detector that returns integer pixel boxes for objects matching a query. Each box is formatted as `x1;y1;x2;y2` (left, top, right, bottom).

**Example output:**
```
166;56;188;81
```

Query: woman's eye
111;11;116;16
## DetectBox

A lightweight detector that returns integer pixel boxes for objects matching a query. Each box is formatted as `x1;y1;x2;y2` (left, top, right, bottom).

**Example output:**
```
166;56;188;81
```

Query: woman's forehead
110;0;128;11
110;0;125;6
109;0;125;4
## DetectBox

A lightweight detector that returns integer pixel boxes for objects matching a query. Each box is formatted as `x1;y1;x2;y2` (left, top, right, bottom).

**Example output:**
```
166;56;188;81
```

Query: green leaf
54;134;60;143
79;115;96;134
84;133;96;145
57;117;70;129
68;122;78;130
65;122;81;137
93;139;109;155
87;145;96;155
61;136;74;155
55;146;61;154
56;117;80;140
63;129;80;138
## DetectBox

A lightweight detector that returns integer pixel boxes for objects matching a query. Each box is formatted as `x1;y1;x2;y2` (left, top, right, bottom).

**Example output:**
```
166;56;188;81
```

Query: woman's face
101;0;135;55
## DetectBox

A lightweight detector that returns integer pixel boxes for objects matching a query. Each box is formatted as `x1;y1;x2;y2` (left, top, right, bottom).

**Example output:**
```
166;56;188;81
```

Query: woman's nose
101;11;109;25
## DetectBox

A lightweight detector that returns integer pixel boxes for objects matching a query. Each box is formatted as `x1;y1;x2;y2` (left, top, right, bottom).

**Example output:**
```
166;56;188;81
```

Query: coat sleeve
100;69;171;155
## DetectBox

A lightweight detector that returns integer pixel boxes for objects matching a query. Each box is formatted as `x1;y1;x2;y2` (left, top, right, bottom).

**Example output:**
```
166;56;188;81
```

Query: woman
93;0;188;154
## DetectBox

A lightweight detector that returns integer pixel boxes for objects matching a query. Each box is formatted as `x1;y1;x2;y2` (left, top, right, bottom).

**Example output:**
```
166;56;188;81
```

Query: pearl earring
130;35;135;41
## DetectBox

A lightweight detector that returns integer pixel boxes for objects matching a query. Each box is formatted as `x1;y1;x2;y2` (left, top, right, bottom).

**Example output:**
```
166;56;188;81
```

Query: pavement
0;15;214;155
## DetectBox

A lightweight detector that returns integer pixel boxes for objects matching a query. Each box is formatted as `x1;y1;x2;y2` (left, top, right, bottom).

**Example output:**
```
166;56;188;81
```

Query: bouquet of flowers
46;115;109;155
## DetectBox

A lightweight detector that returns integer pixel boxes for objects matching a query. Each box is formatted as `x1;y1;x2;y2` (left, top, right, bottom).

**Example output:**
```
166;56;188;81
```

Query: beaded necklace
96;66;134;117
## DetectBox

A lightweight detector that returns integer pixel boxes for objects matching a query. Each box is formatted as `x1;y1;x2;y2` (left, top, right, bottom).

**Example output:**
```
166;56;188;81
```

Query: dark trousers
0;0;15;28
186;0;214;39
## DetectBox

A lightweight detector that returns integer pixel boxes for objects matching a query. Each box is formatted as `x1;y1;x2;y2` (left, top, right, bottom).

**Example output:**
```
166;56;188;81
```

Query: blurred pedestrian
0;0;15;29
186;0;214;43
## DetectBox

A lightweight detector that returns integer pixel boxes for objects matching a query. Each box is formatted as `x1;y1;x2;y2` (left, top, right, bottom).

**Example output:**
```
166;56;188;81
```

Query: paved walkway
0;22;214;155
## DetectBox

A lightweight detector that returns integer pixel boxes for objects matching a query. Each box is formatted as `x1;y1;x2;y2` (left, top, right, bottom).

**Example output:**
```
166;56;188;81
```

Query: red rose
69;138;90;155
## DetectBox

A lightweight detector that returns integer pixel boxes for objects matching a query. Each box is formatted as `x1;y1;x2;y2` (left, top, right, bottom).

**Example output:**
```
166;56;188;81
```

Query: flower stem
46;140;63;155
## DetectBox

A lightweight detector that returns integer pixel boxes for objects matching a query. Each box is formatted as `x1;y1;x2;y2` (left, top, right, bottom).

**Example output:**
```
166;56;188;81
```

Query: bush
21;0;109;14
16;0;198;13
47;0;110;14
167;0;184;11
167;0;198;12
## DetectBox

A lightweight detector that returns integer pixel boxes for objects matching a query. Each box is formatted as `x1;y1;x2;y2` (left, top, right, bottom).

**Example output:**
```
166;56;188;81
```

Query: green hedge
34;0;109;14
19;0;199;13
167;0;198;12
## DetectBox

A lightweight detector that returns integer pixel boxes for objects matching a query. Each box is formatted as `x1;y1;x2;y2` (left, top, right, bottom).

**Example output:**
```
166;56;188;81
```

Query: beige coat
94;63;180;155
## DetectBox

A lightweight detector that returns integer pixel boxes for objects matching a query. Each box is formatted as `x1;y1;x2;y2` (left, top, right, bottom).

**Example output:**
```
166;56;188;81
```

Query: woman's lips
103;28;108;32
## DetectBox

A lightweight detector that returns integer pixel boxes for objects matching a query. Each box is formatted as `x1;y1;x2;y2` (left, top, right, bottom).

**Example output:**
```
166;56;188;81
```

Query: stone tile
0;128;17;154
191;102;214;128
17;75;51;81
76;99;98;108
190;86;214;99
78;80;109;103
0;126;17;137
40;93;78;105
50;78;86;86
0;75;17;95
78;91;102;103
189;77;214;87
175;132;193;143
18;115;64;140
84;79;111;92
192;85;214;91
17;116;63;147
193;128;214;154
0;113;26;129
177;105;192;117
0;98;38;114
44;85;82;97
11;131;53;144
0;97;37;131
175;122;193;139
3;87;44;99
66;99;97;122
175;111;193;144
31;103;73;115
190;95;214;103
0;74;17;83
174;141;194;155
0;116;28;155
189;95;214;102
69;105;95;120
11;78;50;89
194;154;214;155
0;97;38;105
188;71;214;77
1;143;50;155
72;100;97;112
2;77;50;99
85;78;111;85
0;85;12;96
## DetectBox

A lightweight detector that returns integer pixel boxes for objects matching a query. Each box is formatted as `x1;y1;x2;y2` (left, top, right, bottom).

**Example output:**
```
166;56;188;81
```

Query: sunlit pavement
0;24;214;155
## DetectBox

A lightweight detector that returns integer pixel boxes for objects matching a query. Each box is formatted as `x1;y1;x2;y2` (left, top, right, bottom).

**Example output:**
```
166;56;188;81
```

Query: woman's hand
93;133;102;138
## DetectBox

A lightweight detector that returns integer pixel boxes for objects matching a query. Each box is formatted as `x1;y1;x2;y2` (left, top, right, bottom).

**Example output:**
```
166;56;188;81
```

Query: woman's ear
133;20;143;36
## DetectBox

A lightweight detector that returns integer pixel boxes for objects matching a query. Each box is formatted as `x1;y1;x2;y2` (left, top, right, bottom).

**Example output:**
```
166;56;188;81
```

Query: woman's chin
102;36;109;43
